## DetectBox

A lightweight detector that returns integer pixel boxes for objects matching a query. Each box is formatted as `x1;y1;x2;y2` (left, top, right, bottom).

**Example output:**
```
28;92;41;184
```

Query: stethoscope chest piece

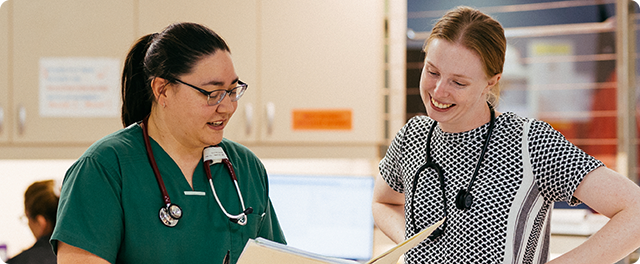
159;203;183;227
455;189;473;210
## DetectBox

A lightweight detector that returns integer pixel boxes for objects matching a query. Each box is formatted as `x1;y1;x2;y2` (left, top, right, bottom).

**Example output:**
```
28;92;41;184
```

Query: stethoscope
410;103;495;240
140;117;253;227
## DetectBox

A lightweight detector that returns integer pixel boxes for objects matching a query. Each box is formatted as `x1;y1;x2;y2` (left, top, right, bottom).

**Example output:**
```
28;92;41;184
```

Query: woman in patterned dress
373;6;640;264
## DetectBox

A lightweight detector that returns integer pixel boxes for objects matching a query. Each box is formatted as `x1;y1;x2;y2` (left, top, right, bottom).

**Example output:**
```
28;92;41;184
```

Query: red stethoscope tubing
140;116;172;207
205;159;238;182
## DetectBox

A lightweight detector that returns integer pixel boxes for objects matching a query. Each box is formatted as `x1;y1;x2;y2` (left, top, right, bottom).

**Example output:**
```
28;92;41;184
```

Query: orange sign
292;109;352;131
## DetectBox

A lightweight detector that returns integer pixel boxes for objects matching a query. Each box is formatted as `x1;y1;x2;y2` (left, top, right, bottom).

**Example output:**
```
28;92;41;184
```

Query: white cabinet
137;0;386;159
9;1;133;145
256;0;384;144
0;0;385;159
0;1;134;158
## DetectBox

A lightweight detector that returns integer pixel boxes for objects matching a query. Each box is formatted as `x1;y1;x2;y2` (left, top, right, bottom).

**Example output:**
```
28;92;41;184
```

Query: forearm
550;167;640;263
372;201;406;243
57;242;110;264
547;206;640;264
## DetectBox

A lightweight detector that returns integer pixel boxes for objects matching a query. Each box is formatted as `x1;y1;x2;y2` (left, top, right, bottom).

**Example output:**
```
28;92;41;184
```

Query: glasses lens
205;83;247;106
207;90;225;106
229;84;247;103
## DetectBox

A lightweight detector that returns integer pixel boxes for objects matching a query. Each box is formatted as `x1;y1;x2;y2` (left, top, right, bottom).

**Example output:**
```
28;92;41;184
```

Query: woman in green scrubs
51;22;286;264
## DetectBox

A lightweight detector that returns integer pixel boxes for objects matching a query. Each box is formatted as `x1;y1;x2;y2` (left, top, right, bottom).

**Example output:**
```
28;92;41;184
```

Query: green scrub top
51;124;286;264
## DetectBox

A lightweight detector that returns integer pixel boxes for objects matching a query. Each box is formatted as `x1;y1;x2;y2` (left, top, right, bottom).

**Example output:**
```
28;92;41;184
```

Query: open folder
236;218;445;264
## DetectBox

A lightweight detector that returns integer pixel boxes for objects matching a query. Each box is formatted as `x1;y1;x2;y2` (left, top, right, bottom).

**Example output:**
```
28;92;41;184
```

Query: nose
431;77;448;98
419;69;447;99
215;93;236;114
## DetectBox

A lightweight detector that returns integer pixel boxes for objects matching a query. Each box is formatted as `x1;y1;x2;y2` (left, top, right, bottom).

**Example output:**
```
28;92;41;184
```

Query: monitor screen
268;174;375;260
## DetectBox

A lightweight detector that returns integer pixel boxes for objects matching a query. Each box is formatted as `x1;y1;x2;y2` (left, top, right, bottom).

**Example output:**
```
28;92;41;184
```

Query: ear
35;215;47;228
33;215;51;238
484;73;502;93
150;77;171;106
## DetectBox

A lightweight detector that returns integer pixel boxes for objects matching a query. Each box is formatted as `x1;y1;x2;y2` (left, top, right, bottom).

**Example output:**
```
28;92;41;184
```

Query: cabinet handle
18;105;26;135
266;102;275;136
244;103;253;136
0;106;4;135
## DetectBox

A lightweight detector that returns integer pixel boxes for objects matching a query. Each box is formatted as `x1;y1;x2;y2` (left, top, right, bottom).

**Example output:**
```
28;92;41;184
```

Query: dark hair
425;6;506;107
121;22;231;126
25;180;59;227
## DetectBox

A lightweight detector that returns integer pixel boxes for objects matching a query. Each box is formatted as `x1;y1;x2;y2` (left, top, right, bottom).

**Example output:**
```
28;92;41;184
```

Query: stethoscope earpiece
229;208;253;225
428;226;445;241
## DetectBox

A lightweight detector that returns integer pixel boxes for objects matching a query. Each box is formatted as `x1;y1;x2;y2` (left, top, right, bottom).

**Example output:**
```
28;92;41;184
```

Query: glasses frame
172;78;248;106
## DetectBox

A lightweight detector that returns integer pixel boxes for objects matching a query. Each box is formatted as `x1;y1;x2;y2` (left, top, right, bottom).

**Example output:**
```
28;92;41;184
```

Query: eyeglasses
173;78;248;106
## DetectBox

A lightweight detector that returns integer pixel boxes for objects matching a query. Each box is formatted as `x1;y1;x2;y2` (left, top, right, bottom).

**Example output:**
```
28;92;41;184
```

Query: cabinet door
137;0;260;143
260;0;385;143
0;2;8;143
11;1;134;143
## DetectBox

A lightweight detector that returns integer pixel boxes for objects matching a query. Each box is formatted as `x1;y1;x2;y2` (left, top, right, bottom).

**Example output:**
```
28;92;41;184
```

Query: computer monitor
268;174;375;260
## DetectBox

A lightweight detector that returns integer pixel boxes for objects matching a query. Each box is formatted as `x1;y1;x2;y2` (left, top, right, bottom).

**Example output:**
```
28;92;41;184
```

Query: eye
452;80;467;87
427;70;439;77
209;90;224;99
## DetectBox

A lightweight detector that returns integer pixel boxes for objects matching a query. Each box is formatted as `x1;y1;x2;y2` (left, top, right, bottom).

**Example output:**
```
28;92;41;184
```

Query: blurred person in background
7;180;58;264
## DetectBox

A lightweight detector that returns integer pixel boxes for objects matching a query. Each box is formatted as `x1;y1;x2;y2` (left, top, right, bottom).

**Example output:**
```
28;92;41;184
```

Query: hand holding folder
236;218;445;264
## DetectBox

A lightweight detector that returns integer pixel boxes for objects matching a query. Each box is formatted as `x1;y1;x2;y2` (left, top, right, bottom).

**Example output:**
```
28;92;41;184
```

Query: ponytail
121;34;156;127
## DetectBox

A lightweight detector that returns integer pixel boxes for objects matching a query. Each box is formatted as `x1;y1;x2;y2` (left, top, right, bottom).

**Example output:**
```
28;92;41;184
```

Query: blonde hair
424;6;506;107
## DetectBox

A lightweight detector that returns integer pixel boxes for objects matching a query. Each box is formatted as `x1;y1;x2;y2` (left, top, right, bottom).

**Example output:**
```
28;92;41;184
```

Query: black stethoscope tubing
410;103;495;240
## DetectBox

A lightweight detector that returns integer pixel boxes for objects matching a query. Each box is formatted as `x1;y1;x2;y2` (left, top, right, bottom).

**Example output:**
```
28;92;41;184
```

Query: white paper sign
39;57;120;117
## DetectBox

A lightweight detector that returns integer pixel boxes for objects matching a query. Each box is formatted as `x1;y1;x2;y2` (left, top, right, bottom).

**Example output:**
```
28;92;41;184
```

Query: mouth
430;96;454;109
208;120;225;127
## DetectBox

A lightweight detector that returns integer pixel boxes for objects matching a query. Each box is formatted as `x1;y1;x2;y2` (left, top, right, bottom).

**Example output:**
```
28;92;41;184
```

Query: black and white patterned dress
379;112;603;264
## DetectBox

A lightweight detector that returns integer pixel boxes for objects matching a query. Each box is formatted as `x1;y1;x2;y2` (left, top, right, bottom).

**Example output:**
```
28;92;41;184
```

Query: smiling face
162;51;239;149
420;38;500;133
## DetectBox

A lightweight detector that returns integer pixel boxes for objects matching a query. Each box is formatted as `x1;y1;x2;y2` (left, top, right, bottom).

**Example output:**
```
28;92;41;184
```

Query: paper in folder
236;218;445;264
